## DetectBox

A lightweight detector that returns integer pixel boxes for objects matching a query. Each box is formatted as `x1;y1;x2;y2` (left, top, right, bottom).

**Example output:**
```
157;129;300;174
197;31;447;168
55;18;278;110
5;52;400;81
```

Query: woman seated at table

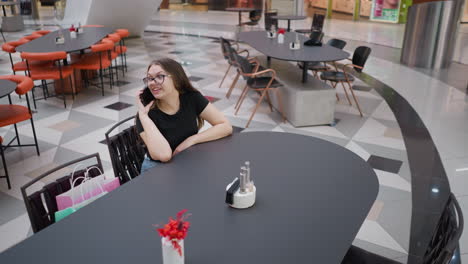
136;58;233;172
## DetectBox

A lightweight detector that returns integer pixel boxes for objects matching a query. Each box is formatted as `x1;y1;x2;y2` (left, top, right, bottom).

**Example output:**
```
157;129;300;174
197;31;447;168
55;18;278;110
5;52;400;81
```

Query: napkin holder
266;31;276;38
289;42;301;50
55;37;65;44
225;178;256;209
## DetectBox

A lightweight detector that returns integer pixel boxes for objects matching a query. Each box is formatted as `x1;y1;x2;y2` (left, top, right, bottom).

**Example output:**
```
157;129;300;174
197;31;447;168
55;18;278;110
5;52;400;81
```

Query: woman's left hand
173;136;196;156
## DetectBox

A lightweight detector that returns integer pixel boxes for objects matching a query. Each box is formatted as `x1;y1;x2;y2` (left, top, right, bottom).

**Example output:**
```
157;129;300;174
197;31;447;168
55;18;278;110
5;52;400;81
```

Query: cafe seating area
0;3;466;264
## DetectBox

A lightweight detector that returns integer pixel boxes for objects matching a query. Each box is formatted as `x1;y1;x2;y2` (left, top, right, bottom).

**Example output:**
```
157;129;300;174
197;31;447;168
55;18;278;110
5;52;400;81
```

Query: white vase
162;237;184;264
278;34;284;44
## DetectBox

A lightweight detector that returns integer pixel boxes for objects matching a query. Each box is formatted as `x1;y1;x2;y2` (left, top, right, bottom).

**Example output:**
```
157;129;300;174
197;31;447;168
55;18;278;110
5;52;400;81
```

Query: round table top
271;15;307;20
239;31;350;62
225;7;256;12
16;27;114;53
0;79;16;98
0;132;379;264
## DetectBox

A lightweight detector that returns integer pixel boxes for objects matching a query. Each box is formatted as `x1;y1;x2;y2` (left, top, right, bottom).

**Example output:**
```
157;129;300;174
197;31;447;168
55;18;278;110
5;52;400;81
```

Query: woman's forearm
191;122;233;145
139;113;173;162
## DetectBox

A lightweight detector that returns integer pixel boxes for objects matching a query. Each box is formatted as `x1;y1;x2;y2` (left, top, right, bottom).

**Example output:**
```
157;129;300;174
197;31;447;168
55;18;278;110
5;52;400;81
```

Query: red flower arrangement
278;28;286;34
156;209;191;256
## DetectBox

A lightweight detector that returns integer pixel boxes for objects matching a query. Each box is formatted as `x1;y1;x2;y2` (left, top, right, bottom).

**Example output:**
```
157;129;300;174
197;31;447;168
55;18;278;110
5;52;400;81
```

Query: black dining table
271;15;307;32
16;27;114;53
239;31;350;82
0;79;16;98
225;7;256;26
0;132;378;264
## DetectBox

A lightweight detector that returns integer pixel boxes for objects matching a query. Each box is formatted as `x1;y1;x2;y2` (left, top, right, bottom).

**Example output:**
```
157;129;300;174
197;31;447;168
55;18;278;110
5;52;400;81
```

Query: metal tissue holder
225;162;256;209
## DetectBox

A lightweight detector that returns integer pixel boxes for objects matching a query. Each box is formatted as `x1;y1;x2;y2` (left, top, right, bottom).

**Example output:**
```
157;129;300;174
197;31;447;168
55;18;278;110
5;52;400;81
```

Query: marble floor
0;9;466;263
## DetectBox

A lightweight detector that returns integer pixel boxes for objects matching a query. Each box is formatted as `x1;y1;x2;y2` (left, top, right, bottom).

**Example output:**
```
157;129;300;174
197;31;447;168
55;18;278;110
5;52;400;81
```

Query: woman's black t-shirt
135;91;209;155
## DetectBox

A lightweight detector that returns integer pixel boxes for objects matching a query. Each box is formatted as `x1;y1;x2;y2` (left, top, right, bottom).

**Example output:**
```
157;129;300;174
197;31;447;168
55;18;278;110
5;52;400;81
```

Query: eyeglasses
143;74;171;85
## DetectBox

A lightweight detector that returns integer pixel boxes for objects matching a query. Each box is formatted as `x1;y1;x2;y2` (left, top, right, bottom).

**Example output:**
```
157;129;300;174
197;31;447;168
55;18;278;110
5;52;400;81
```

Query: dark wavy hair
146;58;204;129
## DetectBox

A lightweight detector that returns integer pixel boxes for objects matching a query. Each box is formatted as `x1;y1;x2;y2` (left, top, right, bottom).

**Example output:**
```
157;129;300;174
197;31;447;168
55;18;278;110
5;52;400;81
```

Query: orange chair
33;30;51;36
22;33;42;41
0;75;40;189
104;33;124;78
0;136;10;189
72;40;114;96
1;39;53;76
115;29;129;73
21;52;75;108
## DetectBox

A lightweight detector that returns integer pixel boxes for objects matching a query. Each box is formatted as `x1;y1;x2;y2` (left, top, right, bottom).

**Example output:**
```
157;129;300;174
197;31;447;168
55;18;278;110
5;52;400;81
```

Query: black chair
219;37;242;89
241;10;262;29
295;13;325;35
320;46;371;117
232;53;286;128
21;153;104;233
341;193;463;264
105;116;146;184
298;38;347;78
264;9;278;31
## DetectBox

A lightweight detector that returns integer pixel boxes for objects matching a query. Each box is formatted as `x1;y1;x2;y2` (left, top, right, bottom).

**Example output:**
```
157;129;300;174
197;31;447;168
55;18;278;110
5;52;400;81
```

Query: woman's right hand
136;90;155;116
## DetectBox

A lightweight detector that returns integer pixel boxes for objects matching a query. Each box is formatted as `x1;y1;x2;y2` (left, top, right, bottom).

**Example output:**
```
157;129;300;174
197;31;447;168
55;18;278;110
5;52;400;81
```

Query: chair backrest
352;46;371;72
0;75;34;95
20;153;104;233
233;52;254;76
91;40;114;53
309;30;324;43
249;10;262;22
327;38;347;50
264;9;278;31
21;51;67;61
422;193;463;264
105;116;147;184
311;13;325;32
116;29;129;38
219;37;229;59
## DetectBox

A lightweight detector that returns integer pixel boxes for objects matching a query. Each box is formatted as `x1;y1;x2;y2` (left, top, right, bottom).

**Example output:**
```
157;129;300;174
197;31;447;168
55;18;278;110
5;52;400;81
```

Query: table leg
267;56;271;68
2;6;6;17
287;20;291;32
238;11;242;26
302;61;308;83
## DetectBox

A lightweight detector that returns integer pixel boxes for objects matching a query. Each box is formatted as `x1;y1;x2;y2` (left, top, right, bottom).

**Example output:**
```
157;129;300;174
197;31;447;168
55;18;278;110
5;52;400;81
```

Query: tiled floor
0;8;466;263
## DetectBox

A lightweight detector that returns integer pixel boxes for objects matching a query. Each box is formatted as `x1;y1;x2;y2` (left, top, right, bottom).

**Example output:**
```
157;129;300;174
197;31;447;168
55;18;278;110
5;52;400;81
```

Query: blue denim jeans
140;155;159;174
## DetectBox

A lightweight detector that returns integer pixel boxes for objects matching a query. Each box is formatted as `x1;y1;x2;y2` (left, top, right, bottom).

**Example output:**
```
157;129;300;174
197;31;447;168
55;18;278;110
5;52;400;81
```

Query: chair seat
297;62;329;71
247;77;281;88
73;53;111;70
29;66;74;80
0;105;31;127
111;51;118;60
116;46;127;54
320;71;355;82
241;21;259;26
13;60;53;72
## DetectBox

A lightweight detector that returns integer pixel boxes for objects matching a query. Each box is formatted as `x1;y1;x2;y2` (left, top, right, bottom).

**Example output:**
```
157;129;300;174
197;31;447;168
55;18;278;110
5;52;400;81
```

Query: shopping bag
56;165;120;210
54;176;107;222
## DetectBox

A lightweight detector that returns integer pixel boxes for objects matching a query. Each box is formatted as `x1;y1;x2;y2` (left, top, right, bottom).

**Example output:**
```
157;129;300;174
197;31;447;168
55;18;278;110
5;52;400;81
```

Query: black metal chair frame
1;86;40;173
105;115;146;184
0;139;10;189
20;153;103;233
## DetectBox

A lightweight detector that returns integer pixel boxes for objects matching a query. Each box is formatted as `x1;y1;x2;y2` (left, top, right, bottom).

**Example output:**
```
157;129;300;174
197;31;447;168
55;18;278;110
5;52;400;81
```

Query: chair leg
30;118;40;156
235;85;250;115
13;124;20;145
235;84;249;110
339;81;352;106
219;64;231;88
124;53;128;72
226;72;240;99
245;90;268;128
60;79;66;108
347;81;363;117
100;68;105;96
265;90;273;112
336;93;340;101
69;76;75;100
31;88;37;109
0;145;11;189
